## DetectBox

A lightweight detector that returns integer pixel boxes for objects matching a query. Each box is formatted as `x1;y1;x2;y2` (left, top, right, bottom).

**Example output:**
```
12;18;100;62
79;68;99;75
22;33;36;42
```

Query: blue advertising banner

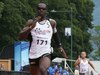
14;41;29;71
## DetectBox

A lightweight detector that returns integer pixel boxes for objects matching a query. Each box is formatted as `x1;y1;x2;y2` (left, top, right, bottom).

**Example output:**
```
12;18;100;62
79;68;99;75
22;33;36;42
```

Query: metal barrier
0;71;30;75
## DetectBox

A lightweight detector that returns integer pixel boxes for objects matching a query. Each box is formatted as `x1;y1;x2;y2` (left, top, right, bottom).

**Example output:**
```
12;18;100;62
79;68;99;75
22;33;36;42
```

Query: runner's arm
19;16;41;40
88;61;95;70
19;19;33;40
50;19;67;58
74;58;80;67
50;19;62;47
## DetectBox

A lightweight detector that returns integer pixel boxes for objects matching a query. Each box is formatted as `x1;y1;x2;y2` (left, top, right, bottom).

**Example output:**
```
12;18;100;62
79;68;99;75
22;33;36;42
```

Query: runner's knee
39;57;51;72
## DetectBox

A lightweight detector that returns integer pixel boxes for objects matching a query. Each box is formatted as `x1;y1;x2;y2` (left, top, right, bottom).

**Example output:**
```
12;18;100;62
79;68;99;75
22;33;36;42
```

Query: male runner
74;51;95;75
19;2;67;75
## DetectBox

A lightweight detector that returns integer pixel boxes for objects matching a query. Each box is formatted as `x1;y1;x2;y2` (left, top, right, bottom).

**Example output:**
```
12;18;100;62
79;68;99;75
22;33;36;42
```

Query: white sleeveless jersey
79;59;89;73
29;20;53;59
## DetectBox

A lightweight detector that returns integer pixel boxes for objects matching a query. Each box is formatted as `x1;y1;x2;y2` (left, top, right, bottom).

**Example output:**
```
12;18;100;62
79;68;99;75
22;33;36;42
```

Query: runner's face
81;52;86;58
37;3;47;17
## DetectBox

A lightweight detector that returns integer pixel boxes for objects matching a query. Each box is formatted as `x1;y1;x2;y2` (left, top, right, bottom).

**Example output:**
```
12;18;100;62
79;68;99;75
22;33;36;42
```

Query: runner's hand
78;55;80;61
30;16;41;29
58;47;68;59
35;16;41;21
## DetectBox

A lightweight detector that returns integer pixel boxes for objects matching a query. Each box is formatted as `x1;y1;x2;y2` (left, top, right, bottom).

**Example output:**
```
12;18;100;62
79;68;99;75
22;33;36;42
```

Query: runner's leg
30;64;41;75
39;56;51;75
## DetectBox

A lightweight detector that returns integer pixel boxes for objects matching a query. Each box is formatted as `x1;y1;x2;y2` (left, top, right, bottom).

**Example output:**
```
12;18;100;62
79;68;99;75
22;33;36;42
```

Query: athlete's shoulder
48;18;56;28
49;18;56;22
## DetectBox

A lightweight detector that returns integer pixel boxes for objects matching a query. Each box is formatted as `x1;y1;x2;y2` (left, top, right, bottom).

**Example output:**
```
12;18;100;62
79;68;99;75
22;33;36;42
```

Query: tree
91;26;100;60
0;2;4;18
48;0;94;59
0;0;35;50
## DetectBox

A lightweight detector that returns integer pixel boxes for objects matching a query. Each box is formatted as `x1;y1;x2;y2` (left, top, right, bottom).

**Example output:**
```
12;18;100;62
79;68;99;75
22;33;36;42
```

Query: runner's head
37;2;47;18
81;51;86;59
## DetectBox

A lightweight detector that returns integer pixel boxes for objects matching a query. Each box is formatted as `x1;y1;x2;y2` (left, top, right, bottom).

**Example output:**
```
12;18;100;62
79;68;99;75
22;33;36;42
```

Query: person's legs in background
80;73;85;75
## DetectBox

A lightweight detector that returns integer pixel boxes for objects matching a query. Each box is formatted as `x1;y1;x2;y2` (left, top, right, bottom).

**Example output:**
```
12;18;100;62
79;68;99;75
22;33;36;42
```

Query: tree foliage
91;26;100;60
0;0;94;59
0;0;35;50
48;0;94;59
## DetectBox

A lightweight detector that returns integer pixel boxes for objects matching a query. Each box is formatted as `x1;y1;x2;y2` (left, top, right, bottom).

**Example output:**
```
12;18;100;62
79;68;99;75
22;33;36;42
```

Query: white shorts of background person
80;72;89;75
79;68;89;75
74;69;79;75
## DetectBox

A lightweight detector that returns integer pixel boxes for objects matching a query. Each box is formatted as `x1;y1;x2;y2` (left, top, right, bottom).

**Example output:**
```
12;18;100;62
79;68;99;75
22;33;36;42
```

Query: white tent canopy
52;57;75;62
52;58;67;69
52;57;66;63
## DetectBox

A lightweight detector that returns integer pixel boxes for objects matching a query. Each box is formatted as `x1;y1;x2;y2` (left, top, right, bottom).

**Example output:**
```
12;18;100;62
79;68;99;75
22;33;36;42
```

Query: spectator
74;51;95;75
48;63;56;75
48;65;53;75
63;68;70;75
58;63;63;75
55;69;60;75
